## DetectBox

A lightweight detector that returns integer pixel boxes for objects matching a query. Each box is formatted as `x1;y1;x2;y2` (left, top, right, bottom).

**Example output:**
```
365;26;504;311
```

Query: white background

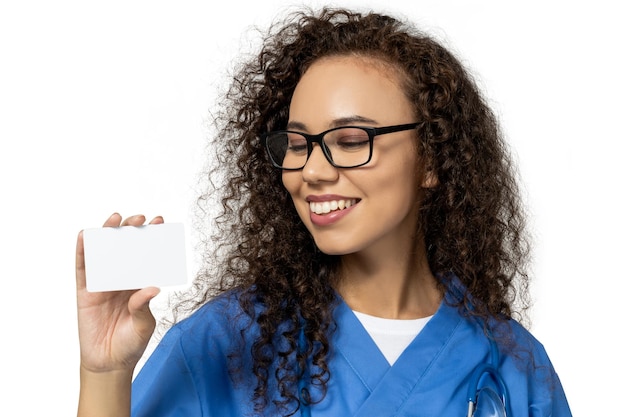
0;0;623;415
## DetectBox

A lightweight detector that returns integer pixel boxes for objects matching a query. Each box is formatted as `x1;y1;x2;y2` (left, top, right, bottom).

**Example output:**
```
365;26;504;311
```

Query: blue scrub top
131;289;571;416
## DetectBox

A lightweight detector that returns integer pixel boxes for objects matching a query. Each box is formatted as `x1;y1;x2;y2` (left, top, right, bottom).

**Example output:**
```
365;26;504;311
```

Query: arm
78;368;134;417
76;213;162;417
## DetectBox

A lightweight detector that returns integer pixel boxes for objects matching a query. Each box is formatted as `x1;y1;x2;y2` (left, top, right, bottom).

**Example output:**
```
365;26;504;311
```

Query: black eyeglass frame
261;122;422;170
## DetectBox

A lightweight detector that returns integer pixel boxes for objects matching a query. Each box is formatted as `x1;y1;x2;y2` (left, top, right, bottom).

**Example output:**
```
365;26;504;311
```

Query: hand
75;213;163;373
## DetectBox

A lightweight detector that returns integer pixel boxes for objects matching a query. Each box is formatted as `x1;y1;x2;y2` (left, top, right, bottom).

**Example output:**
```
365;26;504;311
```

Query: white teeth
309;199;357;214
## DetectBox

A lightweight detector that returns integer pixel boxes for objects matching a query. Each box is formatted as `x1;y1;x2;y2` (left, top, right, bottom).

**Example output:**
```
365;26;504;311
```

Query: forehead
289;55;414;126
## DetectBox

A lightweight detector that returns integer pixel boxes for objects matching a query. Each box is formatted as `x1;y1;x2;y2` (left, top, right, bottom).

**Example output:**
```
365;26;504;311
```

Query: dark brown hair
175;7;530;415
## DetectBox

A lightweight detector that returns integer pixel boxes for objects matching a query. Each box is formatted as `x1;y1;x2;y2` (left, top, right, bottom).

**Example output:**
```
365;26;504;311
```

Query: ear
421;170;438;188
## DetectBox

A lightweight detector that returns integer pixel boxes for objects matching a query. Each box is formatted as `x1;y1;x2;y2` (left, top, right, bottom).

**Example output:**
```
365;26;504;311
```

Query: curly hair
173;6;531;415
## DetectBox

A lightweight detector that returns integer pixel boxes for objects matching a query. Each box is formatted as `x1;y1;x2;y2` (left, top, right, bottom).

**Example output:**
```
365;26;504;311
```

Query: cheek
281;171;298;196
376;146;420;187
281;171;309;218
379;158;421;210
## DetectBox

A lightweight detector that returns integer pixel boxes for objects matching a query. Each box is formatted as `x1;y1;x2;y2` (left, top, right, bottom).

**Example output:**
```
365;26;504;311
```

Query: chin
313;240;359;256
317;247;350;256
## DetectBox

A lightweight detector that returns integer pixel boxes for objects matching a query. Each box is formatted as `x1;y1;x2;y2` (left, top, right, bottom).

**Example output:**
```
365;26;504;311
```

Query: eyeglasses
261;122;421;170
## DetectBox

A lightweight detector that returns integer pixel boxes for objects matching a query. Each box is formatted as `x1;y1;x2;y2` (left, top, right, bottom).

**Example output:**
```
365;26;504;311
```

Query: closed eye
286;133;307;154
333;132;370;151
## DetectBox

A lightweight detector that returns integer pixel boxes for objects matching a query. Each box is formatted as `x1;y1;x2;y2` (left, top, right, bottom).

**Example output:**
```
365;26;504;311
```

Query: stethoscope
465;334;511;417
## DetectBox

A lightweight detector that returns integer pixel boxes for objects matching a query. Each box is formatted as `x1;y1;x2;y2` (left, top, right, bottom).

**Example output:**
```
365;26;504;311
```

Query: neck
334;237;441;319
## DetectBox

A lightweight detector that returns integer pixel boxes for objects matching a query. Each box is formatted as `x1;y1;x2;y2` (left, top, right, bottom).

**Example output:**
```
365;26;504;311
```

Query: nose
301;144;339;184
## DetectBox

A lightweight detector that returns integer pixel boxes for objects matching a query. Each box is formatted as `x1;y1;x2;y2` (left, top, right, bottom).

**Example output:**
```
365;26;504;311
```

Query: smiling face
282;55;430;258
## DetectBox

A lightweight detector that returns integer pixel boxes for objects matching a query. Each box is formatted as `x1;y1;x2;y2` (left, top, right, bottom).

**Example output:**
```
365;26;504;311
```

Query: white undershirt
353;310;433;365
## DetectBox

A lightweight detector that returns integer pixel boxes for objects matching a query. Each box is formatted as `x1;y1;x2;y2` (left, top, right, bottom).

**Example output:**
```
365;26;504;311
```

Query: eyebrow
286;115;378;132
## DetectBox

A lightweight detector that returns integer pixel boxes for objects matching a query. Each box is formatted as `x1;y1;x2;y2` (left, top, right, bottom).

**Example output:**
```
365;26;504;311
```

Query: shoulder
494;319;572;415
132;289;260;415
137;289;259;381
499;319;552;368
166;289;257;349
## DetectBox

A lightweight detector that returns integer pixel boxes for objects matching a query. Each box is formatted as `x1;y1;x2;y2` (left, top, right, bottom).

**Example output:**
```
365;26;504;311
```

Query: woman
76;8;571;416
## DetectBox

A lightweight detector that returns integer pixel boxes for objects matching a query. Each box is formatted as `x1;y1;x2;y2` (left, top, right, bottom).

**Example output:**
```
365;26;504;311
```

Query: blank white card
83;223;188;292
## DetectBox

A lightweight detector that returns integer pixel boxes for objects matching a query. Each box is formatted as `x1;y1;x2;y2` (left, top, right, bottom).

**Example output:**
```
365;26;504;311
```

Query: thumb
128;287;160;335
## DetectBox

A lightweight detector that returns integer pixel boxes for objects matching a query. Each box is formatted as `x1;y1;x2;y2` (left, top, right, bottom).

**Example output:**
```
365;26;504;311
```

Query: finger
103;212;122;227
148;216;164;225
75;230;87;290
121;214;146;227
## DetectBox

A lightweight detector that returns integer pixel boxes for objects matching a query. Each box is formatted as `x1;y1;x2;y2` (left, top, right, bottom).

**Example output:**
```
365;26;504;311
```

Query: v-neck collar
332;293;463;416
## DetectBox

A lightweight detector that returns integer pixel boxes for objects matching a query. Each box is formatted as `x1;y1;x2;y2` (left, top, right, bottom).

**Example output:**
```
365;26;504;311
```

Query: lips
309;198;358;215
305;196;360;226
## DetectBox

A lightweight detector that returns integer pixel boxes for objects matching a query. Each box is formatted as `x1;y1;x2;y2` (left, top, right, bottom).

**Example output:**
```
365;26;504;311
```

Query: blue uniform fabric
131;289;571;416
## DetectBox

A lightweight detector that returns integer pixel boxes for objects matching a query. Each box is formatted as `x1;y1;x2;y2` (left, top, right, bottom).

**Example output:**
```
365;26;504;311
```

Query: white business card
83;223;188;292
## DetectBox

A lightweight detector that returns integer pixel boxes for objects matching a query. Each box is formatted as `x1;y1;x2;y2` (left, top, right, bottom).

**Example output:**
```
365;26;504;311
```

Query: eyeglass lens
266;127;371;169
